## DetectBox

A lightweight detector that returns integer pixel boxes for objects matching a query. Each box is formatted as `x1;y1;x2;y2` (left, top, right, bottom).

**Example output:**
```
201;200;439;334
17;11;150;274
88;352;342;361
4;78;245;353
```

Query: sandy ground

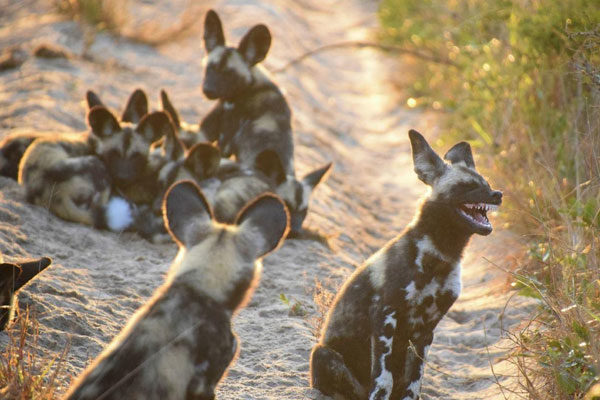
0;0;533;398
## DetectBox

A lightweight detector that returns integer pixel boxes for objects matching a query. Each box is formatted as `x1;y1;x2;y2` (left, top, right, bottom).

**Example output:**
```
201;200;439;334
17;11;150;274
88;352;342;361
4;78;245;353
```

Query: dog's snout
491;190;503;203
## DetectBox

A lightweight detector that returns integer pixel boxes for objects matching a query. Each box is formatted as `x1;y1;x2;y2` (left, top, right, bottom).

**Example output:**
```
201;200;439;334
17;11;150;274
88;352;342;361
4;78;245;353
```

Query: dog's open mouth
458;203;499;230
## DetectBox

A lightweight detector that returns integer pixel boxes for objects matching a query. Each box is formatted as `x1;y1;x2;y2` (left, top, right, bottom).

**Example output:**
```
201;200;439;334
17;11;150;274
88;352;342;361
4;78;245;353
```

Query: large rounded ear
408;129;447;186
303;162;333;190
204;10;225;53
86;90;104;109
235;193;289;258
0;263;21;293
88;106;121;137
163;180;213;247
14;257;51;291
121;88;148;123
444;141;475;169
184;142;221;180
160;89;181;129
238;24;271;66
255;150;286;185
137;111;174;143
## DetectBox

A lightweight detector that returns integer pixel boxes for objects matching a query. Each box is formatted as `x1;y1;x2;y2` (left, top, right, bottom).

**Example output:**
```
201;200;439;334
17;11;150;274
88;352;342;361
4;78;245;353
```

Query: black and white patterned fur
310;130;503;400
64;180;289;400
0;255;52;330
200;9;294;177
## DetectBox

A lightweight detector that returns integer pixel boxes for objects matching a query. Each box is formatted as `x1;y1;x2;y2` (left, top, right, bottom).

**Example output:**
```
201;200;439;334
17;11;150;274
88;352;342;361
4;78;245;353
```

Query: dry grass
307;278;336;339
0;308;67;399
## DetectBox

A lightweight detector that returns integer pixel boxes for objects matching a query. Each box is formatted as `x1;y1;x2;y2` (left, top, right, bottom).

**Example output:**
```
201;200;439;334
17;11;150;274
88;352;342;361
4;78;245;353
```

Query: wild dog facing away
0;88;147;181
63;181;289;400
310;130;502;400
18;104;167;232
0;255;52;331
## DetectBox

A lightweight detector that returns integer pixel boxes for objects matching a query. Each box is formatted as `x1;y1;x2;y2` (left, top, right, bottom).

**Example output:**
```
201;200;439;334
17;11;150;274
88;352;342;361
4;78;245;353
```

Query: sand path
0;0;531;398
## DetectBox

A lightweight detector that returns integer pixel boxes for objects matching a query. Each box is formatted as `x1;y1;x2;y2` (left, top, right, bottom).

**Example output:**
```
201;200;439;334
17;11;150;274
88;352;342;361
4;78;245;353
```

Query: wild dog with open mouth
310;130;503;400
0;255;52;330
212;150;332;236
160;89;209;149
201;10;294;177
0;89;144;181
64;181;289;400
18;105;167;231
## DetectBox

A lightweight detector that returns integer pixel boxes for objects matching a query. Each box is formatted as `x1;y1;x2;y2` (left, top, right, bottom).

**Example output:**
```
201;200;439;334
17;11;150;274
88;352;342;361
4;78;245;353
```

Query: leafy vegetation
378;0;599;398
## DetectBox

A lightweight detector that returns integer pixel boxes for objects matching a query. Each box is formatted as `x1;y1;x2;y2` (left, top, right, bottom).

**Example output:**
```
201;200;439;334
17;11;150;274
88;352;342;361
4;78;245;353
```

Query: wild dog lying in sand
0;89;145;181
18;105;167;231
160;89;209;149
212;150;332;236
0;255;52;330
310;130;503;400
64;180;289;400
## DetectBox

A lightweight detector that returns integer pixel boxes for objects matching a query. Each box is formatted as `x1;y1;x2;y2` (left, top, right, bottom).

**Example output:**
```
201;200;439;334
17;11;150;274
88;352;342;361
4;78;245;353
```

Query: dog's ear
159;119;185;161
444;142;475;169
88;106;121;137
184;142;221;180
303;162;333;190
204;10;225;52
238;24;271;66
163;181;214;247
0;263;21;293
121;89;148;124
86;90;104;109
160;90;181;129
137;111;173;143
13;257;51;291
408;129;447;185
255;150;286;185
235;193;289;258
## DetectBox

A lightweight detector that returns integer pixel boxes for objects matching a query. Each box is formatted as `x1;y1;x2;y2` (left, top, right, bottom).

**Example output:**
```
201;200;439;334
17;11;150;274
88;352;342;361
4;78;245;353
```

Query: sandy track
0;0;531;398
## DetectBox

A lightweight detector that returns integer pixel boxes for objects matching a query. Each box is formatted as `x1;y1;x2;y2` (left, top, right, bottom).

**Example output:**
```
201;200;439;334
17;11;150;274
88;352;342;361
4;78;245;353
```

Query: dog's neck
409;200;473;262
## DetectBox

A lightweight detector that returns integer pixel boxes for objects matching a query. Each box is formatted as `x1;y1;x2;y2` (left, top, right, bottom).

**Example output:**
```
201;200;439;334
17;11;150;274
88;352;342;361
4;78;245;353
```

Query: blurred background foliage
377;0;599;398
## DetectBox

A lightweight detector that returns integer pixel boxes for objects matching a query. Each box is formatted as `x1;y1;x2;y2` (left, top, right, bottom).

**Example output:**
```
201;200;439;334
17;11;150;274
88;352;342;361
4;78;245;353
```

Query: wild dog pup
213;150;332;236
0;255;52;330
64;181;289;400
18;106;166;230
201;10;294;176
0;88;139;181
310;130;503;400
160;89;208;148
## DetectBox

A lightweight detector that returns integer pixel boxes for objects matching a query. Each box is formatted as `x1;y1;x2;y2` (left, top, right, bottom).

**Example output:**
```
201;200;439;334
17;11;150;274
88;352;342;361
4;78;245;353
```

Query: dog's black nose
491;190;503;203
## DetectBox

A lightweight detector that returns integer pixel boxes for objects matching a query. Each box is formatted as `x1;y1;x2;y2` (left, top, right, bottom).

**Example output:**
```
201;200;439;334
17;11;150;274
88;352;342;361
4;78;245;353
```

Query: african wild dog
212;150;332;236
160;89;208;149
0;255;52;330
18;105;167;230
64;180;289;400
201;9;294;176
310;130;503;400
0;89;138;181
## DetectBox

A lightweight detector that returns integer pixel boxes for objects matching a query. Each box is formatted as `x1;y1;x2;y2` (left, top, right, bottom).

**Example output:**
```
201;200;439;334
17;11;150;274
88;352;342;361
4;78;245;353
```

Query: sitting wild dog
201;10;294;177
0;88;144;181
18;106;167;230
160;89;209;149
0;255;52;330
64;181;289;400
212;150;332;236
310;130;503;400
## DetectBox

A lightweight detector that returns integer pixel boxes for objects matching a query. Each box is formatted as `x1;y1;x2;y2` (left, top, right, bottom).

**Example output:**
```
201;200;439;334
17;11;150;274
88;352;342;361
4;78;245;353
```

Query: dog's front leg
391;333;434;400
200;103;225;143
368;305;399;400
